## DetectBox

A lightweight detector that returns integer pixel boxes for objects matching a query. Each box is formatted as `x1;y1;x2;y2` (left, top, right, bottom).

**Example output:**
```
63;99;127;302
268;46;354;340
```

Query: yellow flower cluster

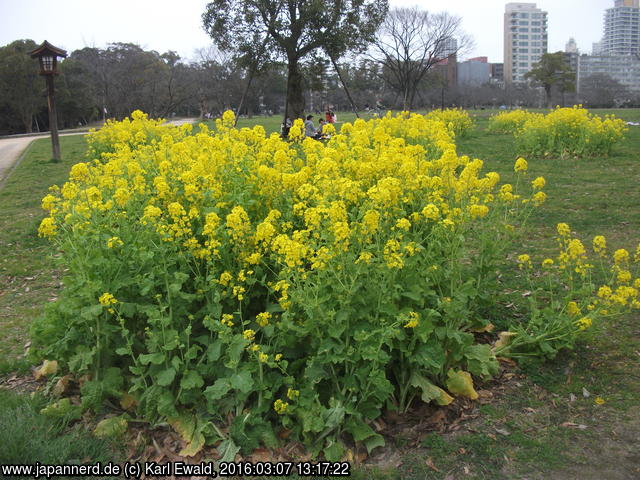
488;109;543;134
522;224;640;328
425;108;473;137
98;292;117;306
39;110;549;346
491;106;627;159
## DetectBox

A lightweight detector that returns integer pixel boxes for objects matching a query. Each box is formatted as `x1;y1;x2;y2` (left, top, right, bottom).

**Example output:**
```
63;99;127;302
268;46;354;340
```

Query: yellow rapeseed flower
99;292;117;306
514;157;528;173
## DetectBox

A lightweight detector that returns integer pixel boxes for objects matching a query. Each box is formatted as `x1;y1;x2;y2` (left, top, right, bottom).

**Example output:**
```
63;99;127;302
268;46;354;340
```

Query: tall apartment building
504;3;548;84
578;0;640;95
437;37;459;59
601;0;640;55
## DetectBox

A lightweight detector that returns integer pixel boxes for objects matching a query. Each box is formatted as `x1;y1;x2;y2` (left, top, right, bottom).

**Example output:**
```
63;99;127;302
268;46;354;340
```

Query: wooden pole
46;75;61;162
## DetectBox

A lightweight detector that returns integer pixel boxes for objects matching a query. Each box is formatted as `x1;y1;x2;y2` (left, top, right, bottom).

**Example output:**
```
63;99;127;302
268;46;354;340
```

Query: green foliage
0;389;118;465
28;110;640;460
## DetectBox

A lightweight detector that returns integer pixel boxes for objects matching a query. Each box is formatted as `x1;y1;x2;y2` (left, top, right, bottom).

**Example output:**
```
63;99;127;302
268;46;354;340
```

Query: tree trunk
22;112;33;134
330;56;359;118
545;85;553;109
286;58;305;120
235;68;256;127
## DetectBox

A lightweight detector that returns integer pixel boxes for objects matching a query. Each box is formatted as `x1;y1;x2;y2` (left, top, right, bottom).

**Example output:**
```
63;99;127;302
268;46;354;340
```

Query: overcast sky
0;0;616;63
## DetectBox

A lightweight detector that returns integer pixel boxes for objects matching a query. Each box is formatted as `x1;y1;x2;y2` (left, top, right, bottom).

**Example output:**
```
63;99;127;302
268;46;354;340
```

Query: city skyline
0;0;623;63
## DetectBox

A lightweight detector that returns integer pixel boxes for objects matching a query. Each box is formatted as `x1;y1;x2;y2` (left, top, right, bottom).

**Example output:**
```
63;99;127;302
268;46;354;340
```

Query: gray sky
0;0;615;63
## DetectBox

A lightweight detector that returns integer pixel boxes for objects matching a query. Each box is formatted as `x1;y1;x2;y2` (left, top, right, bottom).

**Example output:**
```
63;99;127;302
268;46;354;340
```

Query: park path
0;118;198;187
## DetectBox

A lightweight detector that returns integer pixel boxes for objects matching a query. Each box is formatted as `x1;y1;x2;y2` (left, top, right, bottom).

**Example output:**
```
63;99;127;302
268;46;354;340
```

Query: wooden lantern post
30;41;67;162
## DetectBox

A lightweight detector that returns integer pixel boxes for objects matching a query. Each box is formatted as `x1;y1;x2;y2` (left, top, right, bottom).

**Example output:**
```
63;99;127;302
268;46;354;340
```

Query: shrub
31;111;639;459
487;109;542;135
426;108;474;137
515;106;627;158
489;106;627;158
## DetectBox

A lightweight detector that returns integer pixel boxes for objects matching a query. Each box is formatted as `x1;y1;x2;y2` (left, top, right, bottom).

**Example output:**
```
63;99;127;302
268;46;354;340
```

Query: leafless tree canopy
370;7;471;109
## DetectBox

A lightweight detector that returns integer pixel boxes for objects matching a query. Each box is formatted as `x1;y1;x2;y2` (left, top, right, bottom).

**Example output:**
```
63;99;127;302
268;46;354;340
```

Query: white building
577;55;640;93
504;3;549;84
577;0;640;94
601;0;640;55
565;38;579;54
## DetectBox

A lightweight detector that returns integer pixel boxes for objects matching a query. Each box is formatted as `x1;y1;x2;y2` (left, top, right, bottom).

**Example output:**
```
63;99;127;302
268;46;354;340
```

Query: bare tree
370;7;471;110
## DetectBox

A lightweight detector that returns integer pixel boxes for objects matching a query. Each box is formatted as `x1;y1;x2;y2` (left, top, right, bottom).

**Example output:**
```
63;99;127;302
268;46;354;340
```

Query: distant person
304;115;317;137
325;107;335;124
281;116;292;137
316;118;329;140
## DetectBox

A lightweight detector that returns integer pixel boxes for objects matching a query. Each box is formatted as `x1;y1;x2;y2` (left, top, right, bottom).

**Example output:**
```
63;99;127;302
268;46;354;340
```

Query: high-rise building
504;3;548;85
437;37;459;59
577;0;640;95
601;0;640;55
565;38;578;54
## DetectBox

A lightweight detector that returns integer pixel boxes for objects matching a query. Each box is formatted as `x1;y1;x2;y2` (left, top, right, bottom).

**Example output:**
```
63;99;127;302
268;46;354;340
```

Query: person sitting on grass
305;114;319;138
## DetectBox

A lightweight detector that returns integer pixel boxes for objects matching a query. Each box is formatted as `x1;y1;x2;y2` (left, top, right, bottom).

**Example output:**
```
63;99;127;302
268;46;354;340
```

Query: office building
577;54;640;92
504;3;549;84
458;57;491;86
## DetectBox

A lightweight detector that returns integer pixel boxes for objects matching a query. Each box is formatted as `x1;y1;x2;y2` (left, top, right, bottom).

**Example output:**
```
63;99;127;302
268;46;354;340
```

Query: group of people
281;106;337;140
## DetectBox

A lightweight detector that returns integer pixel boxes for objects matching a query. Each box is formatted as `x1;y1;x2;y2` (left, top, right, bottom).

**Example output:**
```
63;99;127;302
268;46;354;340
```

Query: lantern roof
29;40;67;59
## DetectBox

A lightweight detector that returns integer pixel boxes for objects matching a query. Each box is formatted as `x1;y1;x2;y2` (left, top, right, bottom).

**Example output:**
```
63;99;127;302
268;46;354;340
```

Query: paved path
0;118;198;187
0;136;37;184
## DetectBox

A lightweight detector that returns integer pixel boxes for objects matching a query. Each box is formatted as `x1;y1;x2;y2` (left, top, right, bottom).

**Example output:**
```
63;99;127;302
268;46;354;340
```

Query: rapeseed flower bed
489;106;626;158
425;108;474;137
31;110;639;459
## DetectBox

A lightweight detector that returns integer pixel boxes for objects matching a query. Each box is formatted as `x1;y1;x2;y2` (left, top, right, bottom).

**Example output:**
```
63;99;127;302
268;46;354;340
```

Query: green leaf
156;367;176;386
206;340;222;362
94;415;128;439
40;398;82;420
409;372;454;406
323;440;344;462
230;371;253;393
323;401;346;431
204;378;231;400
157;390;178;417
225;336;246;368
446;369;479;400
363;433;385;454
217;438;240;462
139;352;164;365
345;417;376;442
464;344;499;379
81;304;103;320
181;370;204;390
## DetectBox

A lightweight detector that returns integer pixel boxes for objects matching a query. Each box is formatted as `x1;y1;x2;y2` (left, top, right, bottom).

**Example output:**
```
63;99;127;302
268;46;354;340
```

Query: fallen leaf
463;465;471;475
34;360;58;380
425;457;441;473
560;422;587;429
52;374;72;396
495;427;510;436
569;393;577;403
493;332;518;350
446;369;479;400
470;323;495;333
120;393;138;411
94;415;128;439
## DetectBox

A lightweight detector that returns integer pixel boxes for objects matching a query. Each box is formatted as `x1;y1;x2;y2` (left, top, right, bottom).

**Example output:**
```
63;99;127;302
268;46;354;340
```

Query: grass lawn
0;110;638;478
